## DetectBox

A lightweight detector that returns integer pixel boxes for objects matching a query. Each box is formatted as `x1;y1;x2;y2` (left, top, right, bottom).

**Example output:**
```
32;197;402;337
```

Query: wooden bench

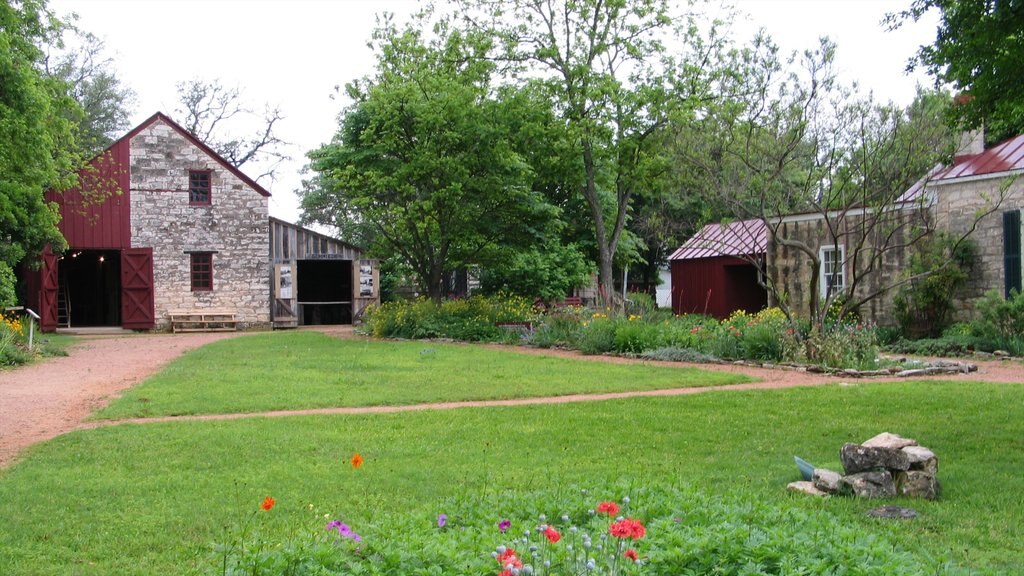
168;310;238;333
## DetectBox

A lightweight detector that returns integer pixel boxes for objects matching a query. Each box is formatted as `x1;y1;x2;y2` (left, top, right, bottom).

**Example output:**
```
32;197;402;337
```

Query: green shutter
1005;210;1022;297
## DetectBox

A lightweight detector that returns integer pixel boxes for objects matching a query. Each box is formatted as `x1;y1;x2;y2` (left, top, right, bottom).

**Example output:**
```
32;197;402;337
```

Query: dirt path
0;332;241;468
1;327;1021;468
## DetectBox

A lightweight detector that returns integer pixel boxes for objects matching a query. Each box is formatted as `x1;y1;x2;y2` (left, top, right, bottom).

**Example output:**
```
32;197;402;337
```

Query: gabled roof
669;218;767;261
116;112;272;198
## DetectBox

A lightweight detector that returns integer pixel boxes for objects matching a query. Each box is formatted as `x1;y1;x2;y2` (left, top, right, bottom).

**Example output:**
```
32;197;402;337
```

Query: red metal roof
934;133;1024;181
669;218;767;261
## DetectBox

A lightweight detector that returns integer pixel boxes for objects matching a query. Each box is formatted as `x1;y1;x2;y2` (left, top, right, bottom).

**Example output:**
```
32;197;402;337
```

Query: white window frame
819;244;846;299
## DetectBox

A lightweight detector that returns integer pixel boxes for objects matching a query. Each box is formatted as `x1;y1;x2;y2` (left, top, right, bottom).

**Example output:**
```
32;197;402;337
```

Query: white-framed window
819;244;846;298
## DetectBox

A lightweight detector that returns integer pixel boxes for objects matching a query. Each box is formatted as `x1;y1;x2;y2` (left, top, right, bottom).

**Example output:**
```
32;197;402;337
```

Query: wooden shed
269;218;378;328
670;219;768;319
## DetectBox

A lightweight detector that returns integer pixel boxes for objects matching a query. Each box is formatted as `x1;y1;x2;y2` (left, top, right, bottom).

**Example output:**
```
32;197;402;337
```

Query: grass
92;331;749;419
1;379;1022;575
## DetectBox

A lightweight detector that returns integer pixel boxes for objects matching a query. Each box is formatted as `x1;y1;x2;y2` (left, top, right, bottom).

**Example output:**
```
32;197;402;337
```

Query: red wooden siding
672;256;766;319
121;248;155;330
46;139;131;249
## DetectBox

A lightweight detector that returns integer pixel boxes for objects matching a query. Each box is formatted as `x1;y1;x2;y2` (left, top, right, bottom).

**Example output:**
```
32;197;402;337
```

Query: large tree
892;0;1024;142
0;0;80;306
301;16;560;301
675;35;984;334
174;78;289;181
44;27;136;153
463;0;703;303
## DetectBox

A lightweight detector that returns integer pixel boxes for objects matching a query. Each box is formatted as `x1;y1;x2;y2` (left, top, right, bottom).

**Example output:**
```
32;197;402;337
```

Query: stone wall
766;207;925;326
129;120;270;329
931;175;1024;320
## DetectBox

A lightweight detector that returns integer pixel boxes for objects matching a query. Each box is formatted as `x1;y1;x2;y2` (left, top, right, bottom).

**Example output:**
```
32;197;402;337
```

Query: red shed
670;219;768;318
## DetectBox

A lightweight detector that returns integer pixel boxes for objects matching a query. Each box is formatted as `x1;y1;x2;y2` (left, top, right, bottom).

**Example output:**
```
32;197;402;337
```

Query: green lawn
1;377;1022;574
92;331;749;419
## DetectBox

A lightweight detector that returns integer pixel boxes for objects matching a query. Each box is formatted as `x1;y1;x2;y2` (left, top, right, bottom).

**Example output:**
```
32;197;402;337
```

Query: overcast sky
48;0;941;224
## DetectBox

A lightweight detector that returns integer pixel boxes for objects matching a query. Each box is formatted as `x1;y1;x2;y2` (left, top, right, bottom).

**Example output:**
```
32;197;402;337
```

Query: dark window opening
189;170;211;205
191;253;213;291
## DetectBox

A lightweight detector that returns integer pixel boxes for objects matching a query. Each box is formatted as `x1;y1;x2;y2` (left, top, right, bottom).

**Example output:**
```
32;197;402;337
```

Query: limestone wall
129;120;270;328
767;208;924;326
931;175;1024;319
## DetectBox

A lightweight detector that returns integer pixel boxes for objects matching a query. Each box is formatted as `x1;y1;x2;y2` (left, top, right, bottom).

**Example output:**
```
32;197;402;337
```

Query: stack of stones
789;433;940;499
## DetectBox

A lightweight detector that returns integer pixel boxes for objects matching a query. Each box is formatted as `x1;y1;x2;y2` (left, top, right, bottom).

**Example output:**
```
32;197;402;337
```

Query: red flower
496;548;522;574
544;526;561;543
609;518;646;539
624;549;639;561
260;496;275;511
596;501;620;516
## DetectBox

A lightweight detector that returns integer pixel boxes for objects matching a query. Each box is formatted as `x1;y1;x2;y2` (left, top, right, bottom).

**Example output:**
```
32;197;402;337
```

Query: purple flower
498;519;511;533
326;519;362;542
437;513;448;528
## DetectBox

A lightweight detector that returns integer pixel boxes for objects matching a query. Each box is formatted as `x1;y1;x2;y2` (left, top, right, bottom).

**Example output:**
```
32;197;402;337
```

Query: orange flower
260;496;275;511
351;453;364;469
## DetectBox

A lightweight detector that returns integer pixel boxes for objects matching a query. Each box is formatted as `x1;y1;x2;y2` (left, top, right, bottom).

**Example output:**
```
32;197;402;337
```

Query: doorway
296;259;353;325
59;250;122;327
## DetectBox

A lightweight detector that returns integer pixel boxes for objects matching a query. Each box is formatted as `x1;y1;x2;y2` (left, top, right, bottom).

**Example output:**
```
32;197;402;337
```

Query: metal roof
669;218;767;261
935;133;1024;181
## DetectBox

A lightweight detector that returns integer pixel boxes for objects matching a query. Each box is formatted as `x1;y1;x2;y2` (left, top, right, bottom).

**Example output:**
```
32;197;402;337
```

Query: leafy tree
44;27;136;153
892;0;1024;142
463;0;704;303
174;78;289;181
1;0;81;306
301;16;560;301
478;240;592;304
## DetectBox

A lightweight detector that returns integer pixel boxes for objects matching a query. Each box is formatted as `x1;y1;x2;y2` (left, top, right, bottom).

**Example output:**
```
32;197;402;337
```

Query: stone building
767;131;1024;325
27;111;380;330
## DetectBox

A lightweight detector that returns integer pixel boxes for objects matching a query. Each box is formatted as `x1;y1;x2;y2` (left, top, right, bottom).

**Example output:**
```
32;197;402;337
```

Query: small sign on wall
358;260;375;297
275;264;293;299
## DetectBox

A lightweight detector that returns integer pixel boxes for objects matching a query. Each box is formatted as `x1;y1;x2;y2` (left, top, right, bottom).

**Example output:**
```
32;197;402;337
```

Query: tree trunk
582;139;616;303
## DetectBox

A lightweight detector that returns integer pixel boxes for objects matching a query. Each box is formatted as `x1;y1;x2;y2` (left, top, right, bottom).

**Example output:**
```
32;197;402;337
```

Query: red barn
670;219;767;318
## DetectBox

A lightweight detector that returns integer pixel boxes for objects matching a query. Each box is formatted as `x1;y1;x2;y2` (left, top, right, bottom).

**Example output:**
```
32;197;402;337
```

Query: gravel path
2;327;1021;468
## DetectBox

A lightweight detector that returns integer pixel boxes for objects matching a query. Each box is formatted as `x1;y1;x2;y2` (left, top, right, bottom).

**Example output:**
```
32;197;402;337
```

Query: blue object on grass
794;456;815;481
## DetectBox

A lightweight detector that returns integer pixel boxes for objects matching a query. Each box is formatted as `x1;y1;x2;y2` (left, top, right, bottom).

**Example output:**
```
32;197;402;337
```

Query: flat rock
841;471;896;498
866;506;918;519
902;446;938;474
812;468;843;493
863;432;918;450
841;443;911;474
787;481;828;497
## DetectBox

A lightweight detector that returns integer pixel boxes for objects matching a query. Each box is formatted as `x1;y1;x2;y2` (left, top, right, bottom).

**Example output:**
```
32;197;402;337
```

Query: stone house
24;112;379;331
767;131;1024;325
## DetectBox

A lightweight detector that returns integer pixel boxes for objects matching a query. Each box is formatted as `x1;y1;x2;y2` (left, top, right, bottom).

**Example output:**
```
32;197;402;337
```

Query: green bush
364;294;538;342
885;335;976;357
970;289;1024;355
529;312;584;348
577;317;617;355
1;313;32;367
639;346;718;363
613;320;663;354
893;235;975;338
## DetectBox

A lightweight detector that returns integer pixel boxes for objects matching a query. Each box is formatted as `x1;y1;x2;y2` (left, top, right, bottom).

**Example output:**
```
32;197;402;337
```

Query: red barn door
39;247;59;332
121;248;155;330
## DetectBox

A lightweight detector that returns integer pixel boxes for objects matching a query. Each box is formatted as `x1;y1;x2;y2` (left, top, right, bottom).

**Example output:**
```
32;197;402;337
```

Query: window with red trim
190;253;213;291
189;170;211;205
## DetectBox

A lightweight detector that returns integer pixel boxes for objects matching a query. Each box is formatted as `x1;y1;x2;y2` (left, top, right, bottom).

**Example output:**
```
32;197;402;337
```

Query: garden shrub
613;319;662;354
639;346;718;363
1;312;32;366
577;317;617;355
893;235;974;339
214;483;970;576
364;295;538;342
885;335;976;357
529;312;584;349
969;289;1024;355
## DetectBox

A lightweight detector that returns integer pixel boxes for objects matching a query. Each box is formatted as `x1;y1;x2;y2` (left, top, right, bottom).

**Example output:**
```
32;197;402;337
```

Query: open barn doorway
296;260;353;325
59;250;121;327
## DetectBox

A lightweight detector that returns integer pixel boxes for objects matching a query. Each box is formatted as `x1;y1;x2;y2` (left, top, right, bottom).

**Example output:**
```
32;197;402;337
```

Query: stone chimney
956;128;986;158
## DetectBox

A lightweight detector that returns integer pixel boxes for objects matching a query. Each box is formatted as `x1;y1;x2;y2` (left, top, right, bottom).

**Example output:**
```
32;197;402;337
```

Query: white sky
48;0;940;224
